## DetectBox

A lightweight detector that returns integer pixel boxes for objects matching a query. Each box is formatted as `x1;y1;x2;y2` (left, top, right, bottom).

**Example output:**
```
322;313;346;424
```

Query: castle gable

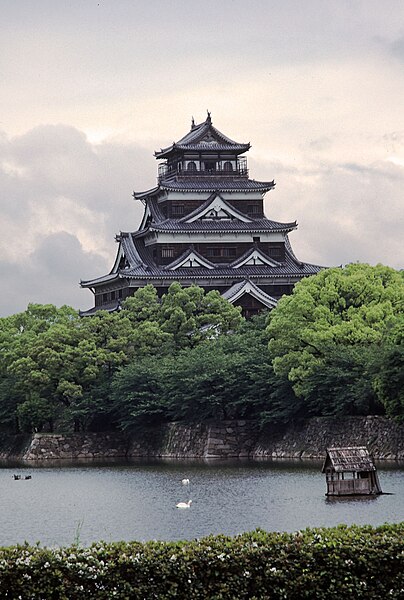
182;193;251;223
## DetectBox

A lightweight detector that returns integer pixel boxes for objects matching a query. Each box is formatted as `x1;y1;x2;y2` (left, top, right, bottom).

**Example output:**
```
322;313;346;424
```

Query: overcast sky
1;0;403;316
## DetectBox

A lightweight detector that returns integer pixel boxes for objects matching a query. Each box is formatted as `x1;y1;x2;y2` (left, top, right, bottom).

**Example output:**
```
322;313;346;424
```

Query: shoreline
1;415;403;462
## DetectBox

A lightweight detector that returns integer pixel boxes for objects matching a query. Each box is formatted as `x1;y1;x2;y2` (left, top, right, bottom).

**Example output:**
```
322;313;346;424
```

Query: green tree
0;304;133;432
298;344;384;417
373;319;404;420
122;283;243;350
0;283;242;433
16;394;59;433
111;313;300;428
111;356;174;429
267;264;404;415
159;283;243;348
0;304;81;431
121;285;161;324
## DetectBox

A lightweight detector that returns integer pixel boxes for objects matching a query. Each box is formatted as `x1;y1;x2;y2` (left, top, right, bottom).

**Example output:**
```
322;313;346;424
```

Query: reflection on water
0;459;402;547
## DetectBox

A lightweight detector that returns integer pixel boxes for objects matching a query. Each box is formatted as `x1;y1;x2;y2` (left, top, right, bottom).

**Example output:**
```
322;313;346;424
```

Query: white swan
181;478;190;485
176;500;192;508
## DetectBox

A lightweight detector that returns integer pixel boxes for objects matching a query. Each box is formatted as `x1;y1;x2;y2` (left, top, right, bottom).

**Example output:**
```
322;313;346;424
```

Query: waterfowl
176;500;192;508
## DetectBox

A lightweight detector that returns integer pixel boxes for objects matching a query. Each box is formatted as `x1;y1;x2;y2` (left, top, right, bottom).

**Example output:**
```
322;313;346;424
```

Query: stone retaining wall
127;421;257;458
22;432;128;460
254;416;404;460
9;416;404;461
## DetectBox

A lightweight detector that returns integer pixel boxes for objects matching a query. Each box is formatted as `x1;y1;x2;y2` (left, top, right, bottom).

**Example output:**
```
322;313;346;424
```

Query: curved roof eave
133;185;160;200
123;259;322;278
149;219;297;234
159;179;275;193
80;272;121;288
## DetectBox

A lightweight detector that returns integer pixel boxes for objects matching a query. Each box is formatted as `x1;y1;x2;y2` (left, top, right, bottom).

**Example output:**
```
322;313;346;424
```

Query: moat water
0;459;403;547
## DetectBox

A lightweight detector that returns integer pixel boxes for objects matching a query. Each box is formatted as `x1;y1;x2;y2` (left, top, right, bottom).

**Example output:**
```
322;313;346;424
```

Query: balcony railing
158;163;248;181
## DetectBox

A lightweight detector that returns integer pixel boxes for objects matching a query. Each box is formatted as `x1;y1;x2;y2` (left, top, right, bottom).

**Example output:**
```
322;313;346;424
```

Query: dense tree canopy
372;319;404;421
0;284;243;432
267;263;404;418
121;283;243;350
0;267;403;434
111;314;297;429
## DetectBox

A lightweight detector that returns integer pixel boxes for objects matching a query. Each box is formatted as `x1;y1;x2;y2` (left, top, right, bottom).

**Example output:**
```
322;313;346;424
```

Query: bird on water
176;500;192;509
176;478;191;507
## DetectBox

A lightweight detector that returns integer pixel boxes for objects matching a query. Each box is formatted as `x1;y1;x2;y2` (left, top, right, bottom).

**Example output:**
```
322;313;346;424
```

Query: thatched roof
322;446;376;473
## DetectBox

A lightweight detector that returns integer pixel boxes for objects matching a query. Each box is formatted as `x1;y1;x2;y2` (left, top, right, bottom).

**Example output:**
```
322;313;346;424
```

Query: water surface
0;459;403;547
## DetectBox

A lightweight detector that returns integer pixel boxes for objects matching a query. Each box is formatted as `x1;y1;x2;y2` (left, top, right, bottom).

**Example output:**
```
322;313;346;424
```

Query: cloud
3;1;404;142
390;35;404;61
1;117;403;317
262;158;404;269
1;0;404;316
0;232;106;316
0;125;155;315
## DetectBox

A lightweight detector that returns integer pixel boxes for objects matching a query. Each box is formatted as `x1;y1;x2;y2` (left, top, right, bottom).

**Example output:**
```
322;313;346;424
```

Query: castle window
161;246;175;258
204;161;216;172
248;204;260;214
187;161;197;171
206;247;236;258
110;291;116;300
172;204;184;216
253;236;261;243
223;161;233;171
102;293;108;303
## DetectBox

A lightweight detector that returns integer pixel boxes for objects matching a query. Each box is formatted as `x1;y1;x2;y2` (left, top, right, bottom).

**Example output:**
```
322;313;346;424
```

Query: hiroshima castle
81;113;321;317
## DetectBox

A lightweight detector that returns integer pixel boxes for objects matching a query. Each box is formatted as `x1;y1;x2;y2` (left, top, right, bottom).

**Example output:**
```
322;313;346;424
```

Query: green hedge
0;524;403;599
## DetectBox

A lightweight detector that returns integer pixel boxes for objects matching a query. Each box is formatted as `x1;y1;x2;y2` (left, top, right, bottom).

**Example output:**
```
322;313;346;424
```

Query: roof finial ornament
206;110;211;123
191;116;195;129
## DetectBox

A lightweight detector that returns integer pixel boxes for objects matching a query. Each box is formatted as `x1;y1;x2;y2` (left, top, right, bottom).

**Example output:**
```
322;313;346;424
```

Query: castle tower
81;114;321;317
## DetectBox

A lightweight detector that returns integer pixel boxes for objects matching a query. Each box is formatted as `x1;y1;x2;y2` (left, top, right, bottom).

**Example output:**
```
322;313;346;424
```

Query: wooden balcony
158;164;249;182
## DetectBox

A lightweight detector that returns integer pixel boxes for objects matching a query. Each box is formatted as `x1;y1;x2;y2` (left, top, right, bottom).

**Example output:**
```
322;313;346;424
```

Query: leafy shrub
0;523;403;599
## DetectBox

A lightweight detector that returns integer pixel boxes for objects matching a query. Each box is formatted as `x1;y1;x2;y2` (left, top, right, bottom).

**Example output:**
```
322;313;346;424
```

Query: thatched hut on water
322;447;382;496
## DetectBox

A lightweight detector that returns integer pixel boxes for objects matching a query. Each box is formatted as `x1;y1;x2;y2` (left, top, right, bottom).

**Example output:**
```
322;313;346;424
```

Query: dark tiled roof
79;301;121;317
123;267;314;279
133;178;275;200
221;280;246;299
284;233;301;264
155;115;250;158
169;143;249;152
81;222;322;288
150;218;297;234
133;186;160;200
147;197;166;223
123;240;321;279
120;234;147;268
80;272;120;286
160;179;275;193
